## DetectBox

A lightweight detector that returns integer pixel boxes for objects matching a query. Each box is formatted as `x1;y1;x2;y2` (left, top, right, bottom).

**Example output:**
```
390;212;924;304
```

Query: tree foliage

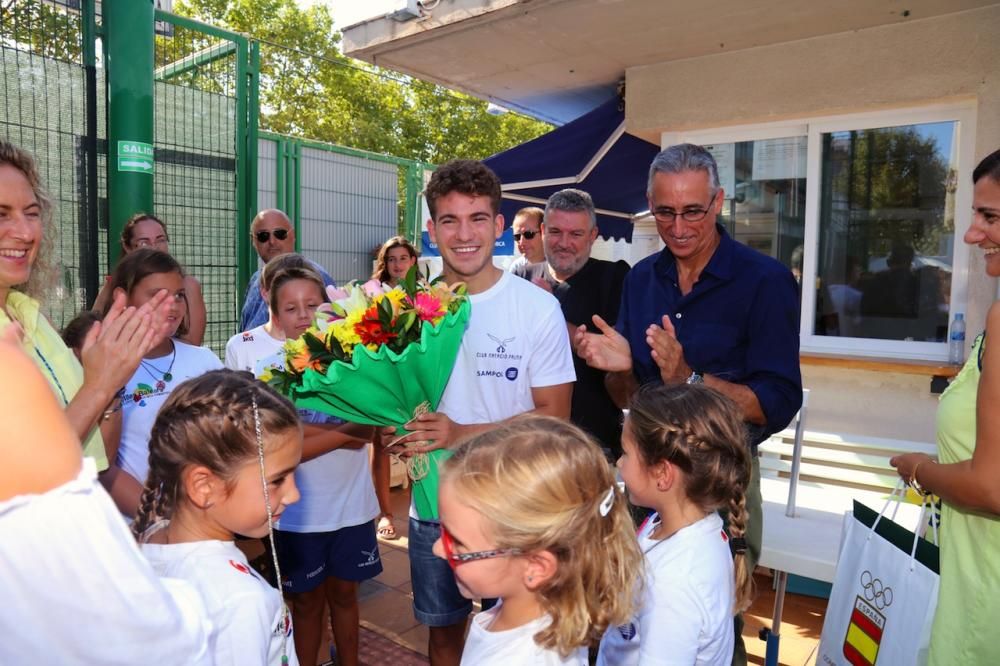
0;0;84;62
174;0;551;164
828;126;953;259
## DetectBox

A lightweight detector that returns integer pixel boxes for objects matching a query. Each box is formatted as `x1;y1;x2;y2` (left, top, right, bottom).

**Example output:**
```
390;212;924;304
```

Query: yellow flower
372;287;407;317
329;308;365;357
385;287;407;308
259;367;274;383
283;337;307;366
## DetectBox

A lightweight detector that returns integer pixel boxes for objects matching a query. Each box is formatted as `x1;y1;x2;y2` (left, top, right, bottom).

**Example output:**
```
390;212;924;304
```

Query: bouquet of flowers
264;267;470;520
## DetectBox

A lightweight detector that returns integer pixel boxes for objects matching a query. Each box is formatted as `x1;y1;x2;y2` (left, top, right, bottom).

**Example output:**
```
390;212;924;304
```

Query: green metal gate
151;10;258;352
1;2;257;353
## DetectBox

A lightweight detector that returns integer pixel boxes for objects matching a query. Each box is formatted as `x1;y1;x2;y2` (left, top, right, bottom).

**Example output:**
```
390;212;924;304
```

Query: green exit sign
117;140;154;174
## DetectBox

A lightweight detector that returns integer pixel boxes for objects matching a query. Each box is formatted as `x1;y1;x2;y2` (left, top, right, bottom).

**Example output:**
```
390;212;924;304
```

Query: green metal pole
242;39;260;303
405;162;425;247
275;137;286;213
293;141;302;253
235;35;253;310
105;0;155;267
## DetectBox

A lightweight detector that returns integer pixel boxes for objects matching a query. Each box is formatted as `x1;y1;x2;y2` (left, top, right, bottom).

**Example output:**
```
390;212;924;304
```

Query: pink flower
326;285;349;301
362;279;385;297
411;292;446;322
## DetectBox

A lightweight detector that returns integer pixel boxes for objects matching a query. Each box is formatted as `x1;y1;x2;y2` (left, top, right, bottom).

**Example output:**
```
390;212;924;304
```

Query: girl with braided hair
598;383;753;666
434;416;643;665
133;369;303;666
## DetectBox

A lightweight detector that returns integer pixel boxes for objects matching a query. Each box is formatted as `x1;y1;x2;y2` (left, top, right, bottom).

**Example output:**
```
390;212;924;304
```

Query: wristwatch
685;371;704;385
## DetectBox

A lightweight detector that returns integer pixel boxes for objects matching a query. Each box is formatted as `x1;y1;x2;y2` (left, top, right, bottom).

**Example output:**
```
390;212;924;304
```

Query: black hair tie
729;537;747;556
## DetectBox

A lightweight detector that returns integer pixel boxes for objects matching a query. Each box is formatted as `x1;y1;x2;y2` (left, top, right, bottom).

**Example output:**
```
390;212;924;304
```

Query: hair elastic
599;485;616;517
729;537;747;556
253;396;291;666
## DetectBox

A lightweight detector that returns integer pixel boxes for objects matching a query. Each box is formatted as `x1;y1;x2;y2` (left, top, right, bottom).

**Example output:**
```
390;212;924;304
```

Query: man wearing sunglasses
239;209;336;330
506;207;545;273
576;143;802;666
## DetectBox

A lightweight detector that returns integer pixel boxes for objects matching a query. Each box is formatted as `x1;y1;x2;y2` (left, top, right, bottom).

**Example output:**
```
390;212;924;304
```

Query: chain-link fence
1;0;100;327
152;12;252;353
3;3;435;349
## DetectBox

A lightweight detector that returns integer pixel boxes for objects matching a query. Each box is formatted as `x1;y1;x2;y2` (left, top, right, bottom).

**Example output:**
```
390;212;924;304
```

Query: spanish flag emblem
843;596;885;666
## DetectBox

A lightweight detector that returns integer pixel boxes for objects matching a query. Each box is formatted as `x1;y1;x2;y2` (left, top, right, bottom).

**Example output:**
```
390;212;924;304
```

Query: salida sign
118;141;154;174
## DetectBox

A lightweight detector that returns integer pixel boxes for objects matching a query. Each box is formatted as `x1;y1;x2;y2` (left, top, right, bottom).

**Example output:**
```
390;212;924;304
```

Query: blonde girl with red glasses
434;416;642;665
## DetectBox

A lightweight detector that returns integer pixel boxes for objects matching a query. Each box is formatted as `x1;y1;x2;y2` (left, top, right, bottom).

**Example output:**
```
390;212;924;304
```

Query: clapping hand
575;314;632;372
80;289;175;396
647;315;691;384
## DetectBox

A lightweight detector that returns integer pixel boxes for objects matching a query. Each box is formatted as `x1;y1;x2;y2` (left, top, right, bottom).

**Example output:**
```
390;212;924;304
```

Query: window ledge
801;353;959;378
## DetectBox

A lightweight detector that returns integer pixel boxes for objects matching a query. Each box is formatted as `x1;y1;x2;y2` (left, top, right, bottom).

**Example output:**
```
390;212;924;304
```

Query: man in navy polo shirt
577;143;801;666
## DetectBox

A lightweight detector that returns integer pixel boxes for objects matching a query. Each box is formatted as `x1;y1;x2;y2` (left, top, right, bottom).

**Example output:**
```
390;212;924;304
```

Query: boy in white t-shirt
225;252;312;375
386;159;576;665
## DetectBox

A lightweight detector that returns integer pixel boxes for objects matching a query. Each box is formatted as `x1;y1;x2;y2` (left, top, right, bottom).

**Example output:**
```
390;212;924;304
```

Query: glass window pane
815;122;957;341
708;138;807;286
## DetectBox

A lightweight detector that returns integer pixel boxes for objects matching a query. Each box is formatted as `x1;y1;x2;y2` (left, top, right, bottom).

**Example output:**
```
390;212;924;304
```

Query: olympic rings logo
860;570;893;610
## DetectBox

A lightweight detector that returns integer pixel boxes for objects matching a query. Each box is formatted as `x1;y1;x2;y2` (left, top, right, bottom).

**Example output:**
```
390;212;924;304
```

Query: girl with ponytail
133;370;303;666
436;416;642;665
598;383;753;666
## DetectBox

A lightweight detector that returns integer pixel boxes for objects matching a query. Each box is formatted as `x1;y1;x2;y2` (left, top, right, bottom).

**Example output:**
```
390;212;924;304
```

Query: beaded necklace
253;396;290;666
139;341;177;392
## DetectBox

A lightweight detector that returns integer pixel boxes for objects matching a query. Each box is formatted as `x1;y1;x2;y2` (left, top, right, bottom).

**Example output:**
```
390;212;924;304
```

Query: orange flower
289;350;323;373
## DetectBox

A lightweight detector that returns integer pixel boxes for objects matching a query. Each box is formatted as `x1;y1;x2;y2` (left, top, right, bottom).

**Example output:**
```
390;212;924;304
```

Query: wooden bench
758;424;937;583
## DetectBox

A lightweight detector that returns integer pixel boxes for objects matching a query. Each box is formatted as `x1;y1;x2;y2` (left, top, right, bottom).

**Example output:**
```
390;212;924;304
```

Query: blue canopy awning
484;98;660;243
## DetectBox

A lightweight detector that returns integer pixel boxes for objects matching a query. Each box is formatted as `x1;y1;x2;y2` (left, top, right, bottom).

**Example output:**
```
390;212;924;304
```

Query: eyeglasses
651;192;718;224
254;229;290;243
512;230;539;241
439;525;522;570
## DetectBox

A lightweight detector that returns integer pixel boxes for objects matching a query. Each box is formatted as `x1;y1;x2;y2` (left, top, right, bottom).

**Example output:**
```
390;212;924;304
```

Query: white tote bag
817;484;940;666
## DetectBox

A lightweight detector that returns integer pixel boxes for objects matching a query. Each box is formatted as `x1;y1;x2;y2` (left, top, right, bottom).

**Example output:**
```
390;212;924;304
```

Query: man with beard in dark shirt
520;189;629;457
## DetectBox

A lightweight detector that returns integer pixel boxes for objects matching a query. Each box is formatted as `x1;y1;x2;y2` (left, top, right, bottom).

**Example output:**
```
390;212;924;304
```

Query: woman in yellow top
0;140;172;472
892;148;1000;665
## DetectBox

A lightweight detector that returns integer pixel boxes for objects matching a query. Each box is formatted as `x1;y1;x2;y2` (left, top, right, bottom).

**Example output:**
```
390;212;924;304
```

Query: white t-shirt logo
488;333;515;353
617;622;637;641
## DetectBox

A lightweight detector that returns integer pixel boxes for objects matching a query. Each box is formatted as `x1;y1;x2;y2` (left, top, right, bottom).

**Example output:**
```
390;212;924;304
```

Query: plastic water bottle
949;313;966;365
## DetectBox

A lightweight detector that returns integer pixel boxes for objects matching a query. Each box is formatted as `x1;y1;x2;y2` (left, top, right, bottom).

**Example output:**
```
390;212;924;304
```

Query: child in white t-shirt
0;336;212;664
435;417;643;666
598;384;755;666
99;249;223;518
133;370;303;666
237;258;381;666
224;252;311;374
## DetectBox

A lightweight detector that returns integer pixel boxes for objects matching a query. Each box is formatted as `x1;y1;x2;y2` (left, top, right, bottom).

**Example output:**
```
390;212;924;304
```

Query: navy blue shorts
274;521;383;594
408;517;474;627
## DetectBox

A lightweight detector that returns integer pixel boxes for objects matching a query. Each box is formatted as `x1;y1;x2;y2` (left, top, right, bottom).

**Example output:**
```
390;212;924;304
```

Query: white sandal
376;515;399;540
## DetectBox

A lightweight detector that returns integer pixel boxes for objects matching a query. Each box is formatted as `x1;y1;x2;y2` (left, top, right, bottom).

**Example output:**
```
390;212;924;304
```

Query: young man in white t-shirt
388;159;576;666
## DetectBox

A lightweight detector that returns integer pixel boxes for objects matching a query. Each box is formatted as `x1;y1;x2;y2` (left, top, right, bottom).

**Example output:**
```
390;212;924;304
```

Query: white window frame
663;102;977;362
